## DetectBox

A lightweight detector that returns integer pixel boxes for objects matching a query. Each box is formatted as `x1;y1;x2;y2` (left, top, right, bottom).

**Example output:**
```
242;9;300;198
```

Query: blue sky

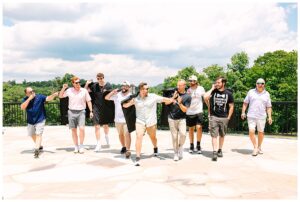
2;1;298;85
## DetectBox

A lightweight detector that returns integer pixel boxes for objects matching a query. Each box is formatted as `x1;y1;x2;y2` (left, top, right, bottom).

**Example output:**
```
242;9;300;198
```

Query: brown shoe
125;151;131;159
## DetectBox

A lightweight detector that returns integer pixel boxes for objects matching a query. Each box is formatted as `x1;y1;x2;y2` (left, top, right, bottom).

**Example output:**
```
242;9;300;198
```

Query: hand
241;113;246;120
268;117;272;125
90;112;94;119
211;84;216;90
86;80;92;85
63;84;68;89
113;89;119;94
29;92;36;100
172;91;178;99
177;95;182;104
54;92;59;97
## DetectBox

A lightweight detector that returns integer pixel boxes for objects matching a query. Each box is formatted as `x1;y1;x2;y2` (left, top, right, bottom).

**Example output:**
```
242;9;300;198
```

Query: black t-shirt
209;89;234;118
90;82;112;107
168;92;191;120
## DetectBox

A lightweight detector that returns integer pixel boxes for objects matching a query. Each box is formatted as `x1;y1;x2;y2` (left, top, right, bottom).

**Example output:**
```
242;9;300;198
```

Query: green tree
246;50;297;101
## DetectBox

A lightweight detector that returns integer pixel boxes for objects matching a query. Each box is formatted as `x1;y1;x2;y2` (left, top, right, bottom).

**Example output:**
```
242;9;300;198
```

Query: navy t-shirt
209;89;234;118
168;92;192;120
22;94;47;124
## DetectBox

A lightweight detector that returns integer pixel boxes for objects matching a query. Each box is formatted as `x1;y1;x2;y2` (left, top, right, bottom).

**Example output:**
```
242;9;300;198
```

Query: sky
2;0;298;86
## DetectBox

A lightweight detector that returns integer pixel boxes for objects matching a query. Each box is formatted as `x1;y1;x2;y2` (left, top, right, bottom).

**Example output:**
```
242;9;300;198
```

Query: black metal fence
2;101;297;136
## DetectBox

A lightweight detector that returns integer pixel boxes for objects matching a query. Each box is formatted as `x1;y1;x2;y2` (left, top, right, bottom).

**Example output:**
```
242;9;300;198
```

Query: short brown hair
71;76;80;83
97;73;104;78
138;82;147;90
216;76;227;85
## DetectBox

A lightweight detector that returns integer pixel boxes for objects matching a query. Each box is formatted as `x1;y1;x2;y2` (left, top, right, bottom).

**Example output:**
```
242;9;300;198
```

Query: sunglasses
74;82;80;84
256;83;265;85
189;80;196;82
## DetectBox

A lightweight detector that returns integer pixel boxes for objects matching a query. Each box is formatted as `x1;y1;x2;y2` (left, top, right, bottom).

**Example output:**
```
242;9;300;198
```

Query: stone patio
2;126;297;200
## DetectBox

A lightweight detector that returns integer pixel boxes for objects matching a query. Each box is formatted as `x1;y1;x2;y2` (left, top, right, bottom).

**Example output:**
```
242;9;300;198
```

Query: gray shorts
209;116;229;137
68;109;86;129
27;120;46;136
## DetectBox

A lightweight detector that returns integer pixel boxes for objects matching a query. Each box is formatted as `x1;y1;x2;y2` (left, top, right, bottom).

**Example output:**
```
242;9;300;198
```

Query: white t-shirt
244;89;272;119
135;93;164;127
186;86;205;115
63;87;91;110
110;92;131;123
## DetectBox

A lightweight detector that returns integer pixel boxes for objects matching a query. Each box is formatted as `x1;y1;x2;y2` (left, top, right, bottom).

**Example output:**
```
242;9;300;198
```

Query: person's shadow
21;149;55;154
231;149;252;155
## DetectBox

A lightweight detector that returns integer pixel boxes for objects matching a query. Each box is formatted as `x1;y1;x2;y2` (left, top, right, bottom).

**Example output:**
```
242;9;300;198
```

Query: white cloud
2;1;297;85
3;54;177;86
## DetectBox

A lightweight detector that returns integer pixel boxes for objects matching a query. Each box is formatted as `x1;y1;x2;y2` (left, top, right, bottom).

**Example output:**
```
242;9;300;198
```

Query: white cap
122;81;130;86
256;78;265;84
188;75;197;81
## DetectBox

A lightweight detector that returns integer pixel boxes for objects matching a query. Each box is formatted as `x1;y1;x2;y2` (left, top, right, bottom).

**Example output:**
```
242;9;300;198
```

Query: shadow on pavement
231;149;252;155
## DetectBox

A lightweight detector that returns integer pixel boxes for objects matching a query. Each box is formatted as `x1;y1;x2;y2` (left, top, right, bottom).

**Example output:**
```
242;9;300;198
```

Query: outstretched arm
46;92;59;102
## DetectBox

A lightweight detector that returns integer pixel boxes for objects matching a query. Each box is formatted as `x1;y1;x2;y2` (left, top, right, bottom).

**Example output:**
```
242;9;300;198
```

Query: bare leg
79;126;85;145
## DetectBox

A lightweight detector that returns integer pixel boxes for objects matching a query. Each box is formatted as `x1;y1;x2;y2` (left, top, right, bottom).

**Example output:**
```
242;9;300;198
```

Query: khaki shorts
27;120;46;136
247;118;266;132
115;122;129;135
209;116;229;137
135;123;157;136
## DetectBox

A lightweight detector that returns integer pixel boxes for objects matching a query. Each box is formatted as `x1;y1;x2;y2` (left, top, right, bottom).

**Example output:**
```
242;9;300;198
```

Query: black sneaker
217;149;223;157
134;157;141;166
120;147;127;154
189;144;194;153
197;145;202;154
34;149;40;158
212;151;218;161
39;146;43;151
153;147;158;157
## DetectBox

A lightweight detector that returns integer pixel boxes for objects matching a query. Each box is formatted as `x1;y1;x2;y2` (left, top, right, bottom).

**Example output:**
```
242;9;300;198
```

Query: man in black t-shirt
167;80;192;161
204;76;234;161
85;72;112;152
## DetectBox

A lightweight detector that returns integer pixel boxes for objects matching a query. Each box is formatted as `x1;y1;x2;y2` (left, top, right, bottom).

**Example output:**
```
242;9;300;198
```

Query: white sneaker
74;146;79;154
174;154;179;161
252;148;258;156
94;144;101;152
79;145;84;154
178;147;183;160
258;147;263;154
105;135;110;146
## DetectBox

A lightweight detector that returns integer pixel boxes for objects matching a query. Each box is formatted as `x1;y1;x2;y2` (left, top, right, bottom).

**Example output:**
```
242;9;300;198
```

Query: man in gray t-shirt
241;78;272;156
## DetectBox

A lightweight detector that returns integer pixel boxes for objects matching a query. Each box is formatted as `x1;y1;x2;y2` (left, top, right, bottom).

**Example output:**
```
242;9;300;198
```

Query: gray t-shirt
244;89;272;119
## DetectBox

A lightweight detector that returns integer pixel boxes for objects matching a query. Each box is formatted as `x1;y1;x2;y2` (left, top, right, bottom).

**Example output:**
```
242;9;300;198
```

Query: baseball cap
122;81;130;86
188;75;197;81
256;78;265;84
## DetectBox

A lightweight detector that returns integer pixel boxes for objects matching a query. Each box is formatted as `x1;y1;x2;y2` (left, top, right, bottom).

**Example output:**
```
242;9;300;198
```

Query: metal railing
2;101;297;136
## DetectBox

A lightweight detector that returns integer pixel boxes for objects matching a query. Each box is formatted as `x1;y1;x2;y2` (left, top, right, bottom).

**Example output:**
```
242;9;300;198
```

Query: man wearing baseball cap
241;78;272;156
186;75;206;154
105;81;132;158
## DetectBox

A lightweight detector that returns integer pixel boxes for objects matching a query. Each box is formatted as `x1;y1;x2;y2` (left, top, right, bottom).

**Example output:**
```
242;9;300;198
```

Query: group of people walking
21;73;272;166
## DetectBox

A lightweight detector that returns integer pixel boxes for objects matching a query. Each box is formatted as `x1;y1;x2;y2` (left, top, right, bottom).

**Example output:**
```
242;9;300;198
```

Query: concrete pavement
2;126;298;199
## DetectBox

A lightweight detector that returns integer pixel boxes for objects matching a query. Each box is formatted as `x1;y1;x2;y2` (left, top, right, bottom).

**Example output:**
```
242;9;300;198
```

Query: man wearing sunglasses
85;73;112;152
241;78;272;156
59;76;93;154
186;75;206;154
123;82;174;166
21;87;59;158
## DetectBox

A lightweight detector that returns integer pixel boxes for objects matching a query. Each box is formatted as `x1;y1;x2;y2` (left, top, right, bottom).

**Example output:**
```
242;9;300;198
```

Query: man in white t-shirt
186;75;206;154
105;81;132;158
123;82;174;166
241;78;272;156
